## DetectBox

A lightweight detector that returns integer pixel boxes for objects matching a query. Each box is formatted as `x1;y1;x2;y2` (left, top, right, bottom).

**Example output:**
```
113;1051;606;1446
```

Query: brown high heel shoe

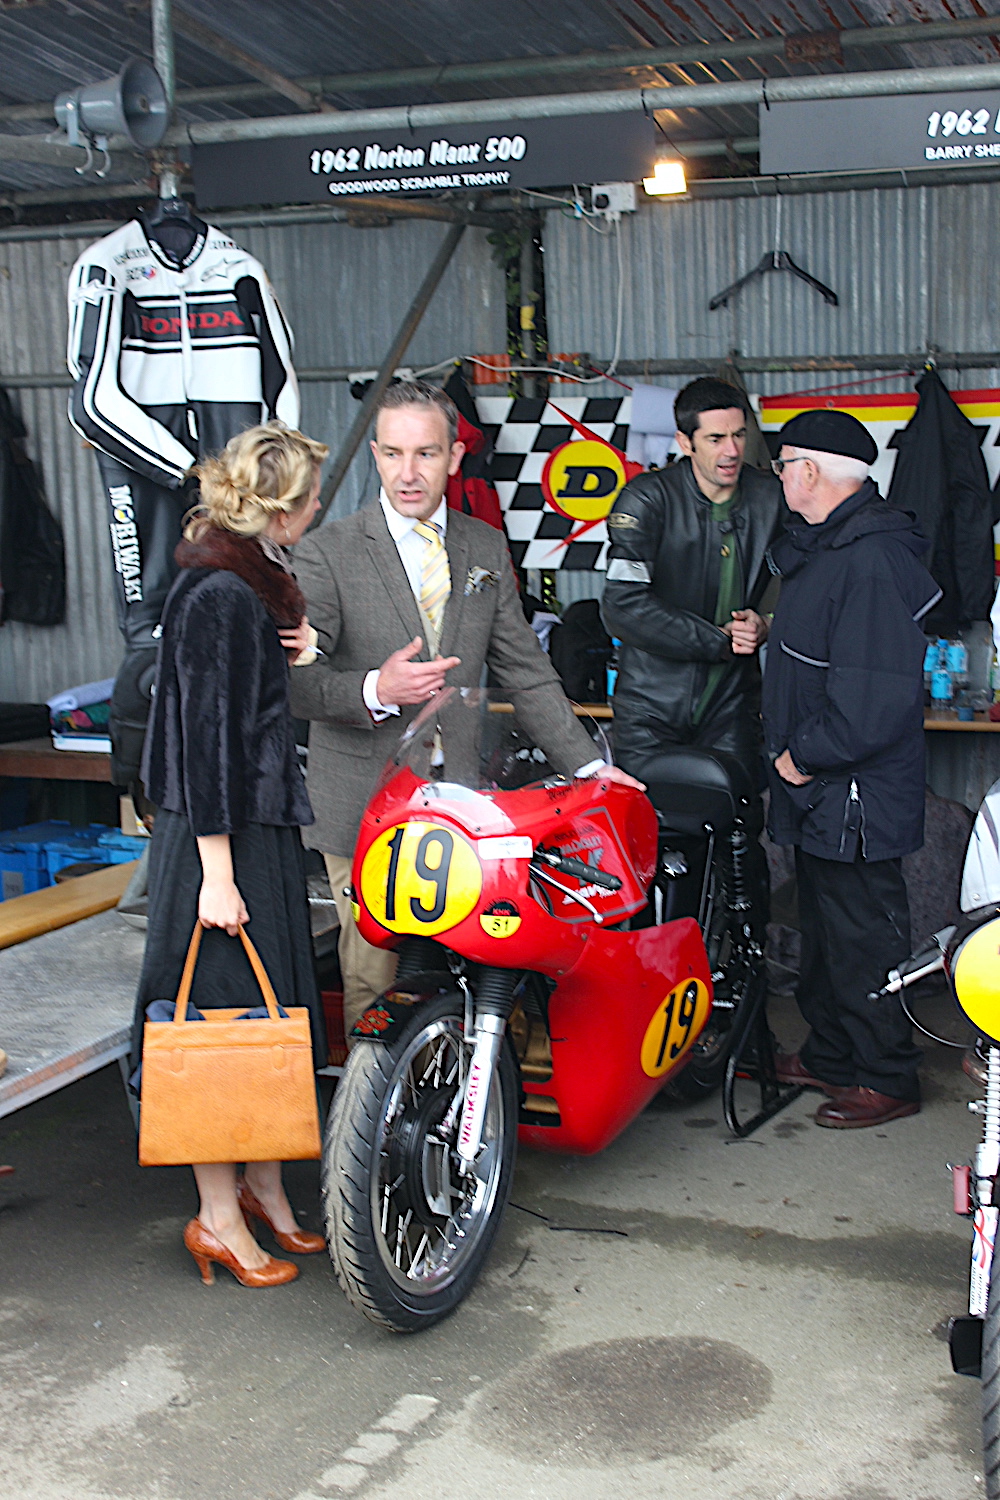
236;1176;326;1254
183;1218;299;1287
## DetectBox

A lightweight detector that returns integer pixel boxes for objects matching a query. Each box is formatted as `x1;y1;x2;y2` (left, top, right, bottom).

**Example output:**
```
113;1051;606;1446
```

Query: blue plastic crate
0;821;147;898
0;820;75;900
96;829;148;863
44;826;142;879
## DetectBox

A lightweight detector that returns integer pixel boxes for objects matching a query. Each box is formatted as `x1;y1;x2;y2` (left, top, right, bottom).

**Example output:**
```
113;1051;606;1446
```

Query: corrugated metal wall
0;218;504;703
543;181;1000;395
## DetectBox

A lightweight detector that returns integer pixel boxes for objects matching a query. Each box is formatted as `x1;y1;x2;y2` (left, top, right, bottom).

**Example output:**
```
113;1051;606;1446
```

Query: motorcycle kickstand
722;974;804;1138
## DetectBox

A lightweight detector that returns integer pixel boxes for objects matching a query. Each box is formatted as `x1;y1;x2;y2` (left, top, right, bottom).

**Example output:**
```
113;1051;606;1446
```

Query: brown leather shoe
236;1176;326;1255
183;1218;299;1287
773;1051;847;1096
814;1087;920;1129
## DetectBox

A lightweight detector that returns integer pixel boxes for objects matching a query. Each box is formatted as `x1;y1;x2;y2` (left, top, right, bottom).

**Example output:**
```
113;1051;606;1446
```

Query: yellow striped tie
414;519;450;635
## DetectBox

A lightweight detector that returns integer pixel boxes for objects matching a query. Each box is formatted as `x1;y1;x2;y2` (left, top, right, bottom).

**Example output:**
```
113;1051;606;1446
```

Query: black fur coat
141;529;314;836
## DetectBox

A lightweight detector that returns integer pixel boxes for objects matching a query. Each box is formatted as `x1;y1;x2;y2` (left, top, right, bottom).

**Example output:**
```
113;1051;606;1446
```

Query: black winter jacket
763;481;938;863
601;459;786;761
885;369;993;632
142;565;313;837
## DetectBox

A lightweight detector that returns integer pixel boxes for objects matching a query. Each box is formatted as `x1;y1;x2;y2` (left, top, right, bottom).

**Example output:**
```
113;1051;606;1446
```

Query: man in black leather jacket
602;378;785;780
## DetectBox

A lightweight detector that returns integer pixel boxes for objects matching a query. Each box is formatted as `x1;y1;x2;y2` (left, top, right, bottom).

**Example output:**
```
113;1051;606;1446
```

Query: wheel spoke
362;1012;509;1296
394;1207;413;1268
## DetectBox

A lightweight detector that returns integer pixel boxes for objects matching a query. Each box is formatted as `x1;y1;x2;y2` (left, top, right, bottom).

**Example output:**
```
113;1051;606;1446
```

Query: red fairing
352;769;713;1157
519;918;712;1154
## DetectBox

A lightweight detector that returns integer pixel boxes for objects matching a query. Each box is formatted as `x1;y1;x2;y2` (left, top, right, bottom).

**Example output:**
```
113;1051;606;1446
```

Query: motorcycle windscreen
370;686;611;804
961;777;1000;912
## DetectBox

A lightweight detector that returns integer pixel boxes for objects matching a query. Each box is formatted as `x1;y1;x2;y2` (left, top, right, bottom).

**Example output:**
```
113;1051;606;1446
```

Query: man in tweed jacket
290;381;639;1029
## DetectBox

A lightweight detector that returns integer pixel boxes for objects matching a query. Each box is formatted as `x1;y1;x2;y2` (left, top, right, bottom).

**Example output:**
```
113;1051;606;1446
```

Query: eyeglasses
770;456;809;477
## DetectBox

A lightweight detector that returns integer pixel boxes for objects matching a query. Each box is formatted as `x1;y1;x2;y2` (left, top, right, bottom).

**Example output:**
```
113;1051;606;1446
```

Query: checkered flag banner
475;395;631;571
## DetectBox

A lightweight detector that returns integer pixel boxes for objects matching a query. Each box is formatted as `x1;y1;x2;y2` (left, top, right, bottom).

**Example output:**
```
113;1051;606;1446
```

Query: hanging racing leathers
67;216;299;783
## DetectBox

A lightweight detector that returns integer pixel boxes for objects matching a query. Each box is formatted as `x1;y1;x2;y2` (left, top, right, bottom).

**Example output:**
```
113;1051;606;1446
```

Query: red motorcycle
322;689;713;1331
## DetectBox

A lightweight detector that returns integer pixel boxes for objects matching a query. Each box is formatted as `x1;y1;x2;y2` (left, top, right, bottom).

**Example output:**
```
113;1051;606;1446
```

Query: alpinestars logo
108;484;142;603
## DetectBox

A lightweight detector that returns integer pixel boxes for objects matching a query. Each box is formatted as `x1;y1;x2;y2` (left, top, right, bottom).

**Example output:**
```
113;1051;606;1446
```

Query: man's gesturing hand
722;609;769;656
377;636;461;706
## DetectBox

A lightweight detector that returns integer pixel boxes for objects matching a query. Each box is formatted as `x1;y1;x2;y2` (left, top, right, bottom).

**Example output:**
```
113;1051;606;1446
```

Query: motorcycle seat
641;746;753;838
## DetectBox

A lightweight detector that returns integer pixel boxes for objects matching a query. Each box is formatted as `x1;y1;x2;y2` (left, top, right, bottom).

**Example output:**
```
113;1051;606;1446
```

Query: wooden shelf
923;715;1000;732
0;737;113;782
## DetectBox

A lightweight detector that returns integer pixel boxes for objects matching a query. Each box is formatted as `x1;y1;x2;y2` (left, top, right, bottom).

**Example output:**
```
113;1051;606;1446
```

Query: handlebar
532;849;623;892
869;927;954;1000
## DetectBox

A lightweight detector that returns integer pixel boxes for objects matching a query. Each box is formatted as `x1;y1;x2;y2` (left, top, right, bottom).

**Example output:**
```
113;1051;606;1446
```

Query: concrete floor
0;992;985;1500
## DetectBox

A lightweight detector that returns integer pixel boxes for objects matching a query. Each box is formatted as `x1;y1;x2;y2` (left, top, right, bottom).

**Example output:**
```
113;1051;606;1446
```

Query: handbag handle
172;922;282;1024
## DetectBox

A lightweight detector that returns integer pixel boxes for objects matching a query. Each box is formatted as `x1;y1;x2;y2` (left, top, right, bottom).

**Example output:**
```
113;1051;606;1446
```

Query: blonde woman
132;423;330;1288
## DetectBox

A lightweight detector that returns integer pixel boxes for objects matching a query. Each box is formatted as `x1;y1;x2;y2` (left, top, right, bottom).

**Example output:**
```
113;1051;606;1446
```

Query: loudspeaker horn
55;58;168;150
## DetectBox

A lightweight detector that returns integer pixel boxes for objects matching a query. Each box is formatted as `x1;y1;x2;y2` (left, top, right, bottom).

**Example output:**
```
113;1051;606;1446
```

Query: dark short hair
674;377;750;439
373;379;458;446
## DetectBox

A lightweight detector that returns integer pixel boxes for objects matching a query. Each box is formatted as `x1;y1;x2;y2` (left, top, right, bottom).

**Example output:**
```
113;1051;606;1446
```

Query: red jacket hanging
446;412;505;532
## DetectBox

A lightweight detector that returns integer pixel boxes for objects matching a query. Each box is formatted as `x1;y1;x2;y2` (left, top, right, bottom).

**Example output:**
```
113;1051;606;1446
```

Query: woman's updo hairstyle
187;423;329;540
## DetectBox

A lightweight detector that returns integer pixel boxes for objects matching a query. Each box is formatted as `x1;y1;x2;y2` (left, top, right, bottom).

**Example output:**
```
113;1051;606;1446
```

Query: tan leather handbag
138;923;322;1166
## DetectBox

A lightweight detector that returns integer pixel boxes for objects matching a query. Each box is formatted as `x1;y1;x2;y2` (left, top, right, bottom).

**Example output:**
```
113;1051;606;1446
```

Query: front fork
969;1046;1000;1316
450;969;519;1173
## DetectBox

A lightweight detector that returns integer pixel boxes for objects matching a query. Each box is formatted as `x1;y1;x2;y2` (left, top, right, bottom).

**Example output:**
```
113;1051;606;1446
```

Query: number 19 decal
640;979;711;1078
359;822;483;937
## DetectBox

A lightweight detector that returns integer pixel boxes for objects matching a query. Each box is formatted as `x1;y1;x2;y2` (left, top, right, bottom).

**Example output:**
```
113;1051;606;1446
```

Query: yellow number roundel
542;439;628;523
359;822;483;938
952;916;1000;1044
640;979;711;1078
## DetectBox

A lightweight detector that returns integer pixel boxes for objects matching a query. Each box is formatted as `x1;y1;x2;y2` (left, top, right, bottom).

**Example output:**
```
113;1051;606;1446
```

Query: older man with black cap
763;409;940;1128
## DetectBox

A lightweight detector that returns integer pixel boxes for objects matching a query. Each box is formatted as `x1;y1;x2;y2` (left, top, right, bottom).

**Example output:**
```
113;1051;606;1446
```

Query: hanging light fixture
642;160;687;196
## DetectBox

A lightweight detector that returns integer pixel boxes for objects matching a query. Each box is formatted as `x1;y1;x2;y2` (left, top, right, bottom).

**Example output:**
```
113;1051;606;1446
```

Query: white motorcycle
877;779;1000;1497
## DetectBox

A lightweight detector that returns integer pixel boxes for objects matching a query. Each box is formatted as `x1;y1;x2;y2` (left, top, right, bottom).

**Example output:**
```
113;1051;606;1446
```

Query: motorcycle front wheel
984;1262;1000;1497
322;991;518;1333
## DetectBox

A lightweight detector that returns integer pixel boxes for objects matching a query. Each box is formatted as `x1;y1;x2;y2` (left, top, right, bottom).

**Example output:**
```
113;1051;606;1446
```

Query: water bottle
923;639;939;698
606;639;621;700
931;665;953;708
946;638;969;690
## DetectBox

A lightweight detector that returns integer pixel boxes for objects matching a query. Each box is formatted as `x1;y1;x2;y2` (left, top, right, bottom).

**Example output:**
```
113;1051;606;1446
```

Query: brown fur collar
174;527;305;631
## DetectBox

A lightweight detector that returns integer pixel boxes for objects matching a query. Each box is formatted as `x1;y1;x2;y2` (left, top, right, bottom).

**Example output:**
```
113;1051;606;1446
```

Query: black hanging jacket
885;368;993;631
763;481;938;863
0;385;65;626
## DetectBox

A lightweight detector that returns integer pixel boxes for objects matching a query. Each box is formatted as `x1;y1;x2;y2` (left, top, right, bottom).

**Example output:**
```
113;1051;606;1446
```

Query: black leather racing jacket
601;459;786;761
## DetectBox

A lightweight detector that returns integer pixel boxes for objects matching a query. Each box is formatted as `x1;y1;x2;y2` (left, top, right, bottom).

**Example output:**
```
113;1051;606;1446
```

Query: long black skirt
130;810;326;1073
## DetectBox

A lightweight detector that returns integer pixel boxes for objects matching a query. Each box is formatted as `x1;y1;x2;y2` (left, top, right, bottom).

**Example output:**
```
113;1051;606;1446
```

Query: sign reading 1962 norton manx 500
193;113;660;208
760;90;1000;176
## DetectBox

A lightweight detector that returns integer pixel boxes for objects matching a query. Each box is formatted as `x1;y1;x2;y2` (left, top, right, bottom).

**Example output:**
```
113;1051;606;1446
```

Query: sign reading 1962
924;107;1000;160
192;113;660;210
760;90;1000;176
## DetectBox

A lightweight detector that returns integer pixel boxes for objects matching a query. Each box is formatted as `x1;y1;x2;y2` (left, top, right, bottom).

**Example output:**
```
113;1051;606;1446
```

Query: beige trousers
323;853;398;1035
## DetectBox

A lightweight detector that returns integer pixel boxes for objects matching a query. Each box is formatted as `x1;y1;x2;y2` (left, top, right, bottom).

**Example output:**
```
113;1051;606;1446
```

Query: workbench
570;706;1000;811
0;737;112;783
0;907;142;1122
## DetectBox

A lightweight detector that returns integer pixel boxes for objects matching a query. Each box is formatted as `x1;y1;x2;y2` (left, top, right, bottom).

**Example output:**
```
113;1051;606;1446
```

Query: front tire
984;1261;1000;1496
322;991;518;1333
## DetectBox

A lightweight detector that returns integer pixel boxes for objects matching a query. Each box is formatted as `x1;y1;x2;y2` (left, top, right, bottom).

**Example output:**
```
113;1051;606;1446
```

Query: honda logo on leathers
138;310;245;336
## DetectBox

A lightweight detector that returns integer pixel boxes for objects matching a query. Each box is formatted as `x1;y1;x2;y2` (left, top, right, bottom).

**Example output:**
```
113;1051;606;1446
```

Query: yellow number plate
359;822;483;937
640;979;711;1078
953;916;1000;1043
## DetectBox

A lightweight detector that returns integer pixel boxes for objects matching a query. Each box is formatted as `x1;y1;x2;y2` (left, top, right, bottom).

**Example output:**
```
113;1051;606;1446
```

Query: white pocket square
464;566;500;596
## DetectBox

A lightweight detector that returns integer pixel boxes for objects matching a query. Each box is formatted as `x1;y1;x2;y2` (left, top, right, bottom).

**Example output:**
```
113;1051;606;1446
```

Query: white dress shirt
362;490;448;719
361;489;605;778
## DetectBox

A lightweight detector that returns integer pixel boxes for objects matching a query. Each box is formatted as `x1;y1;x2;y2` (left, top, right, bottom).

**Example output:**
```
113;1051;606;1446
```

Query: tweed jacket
289;501;596;856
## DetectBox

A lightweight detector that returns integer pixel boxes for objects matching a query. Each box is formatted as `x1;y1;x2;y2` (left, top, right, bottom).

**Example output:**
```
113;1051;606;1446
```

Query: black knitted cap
779;409;878;466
